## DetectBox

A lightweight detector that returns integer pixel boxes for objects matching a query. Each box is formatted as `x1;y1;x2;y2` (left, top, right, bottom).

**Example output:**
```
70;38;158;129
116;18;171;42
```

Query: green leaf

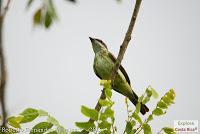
46;131;58;134
99;130;110;134
162;127;175;134
147;114;153;122
105;88;112;98
150;86;159;99
162;96;173;105
30;122;53;134
38;109;49;116
45;11;52;28
132;112;142;124
145;88;152;97
100;80;111;89
71;132;83;134
33;9;42;25
125;121;133;134
135;103;141;114
98;121;111;129
75;122;95;130
47;116;59;126
166;89;176;100
81;105;98;121
99;99;112;107
142;123;152;134
157;101;168;109
7;117;21;128
20;108;39;123
100;108;114;121
142;97;150;104
48;0;58;19
27;0;34;9
104;107;114;117
138;95;144;102
152;108;165;116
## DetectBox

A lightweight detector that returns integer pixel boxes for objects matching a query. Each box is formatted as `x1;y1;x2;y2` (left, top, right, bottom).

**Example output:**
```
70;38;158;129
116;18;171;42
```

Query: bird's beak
89;37;95;43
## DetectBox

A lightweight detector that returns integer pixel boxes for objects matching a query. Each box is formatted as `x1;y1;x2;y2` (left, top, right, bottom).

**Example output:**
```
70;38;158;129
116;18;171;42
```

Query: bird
89;37;149;115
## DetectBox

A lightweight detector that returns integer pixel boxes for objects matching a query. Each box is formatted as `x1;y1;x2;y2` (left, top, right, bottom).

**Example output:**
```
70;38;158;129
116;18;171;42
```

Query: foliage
123;86;176;134
4;108;67;134
27;0;59;28
0;81;176;134
73;80;116;133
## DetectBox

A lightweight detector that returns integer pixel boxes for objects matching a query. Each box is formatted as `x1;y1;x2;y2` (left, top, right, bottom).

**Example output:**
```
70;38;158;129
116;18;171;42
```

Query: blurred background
3;0;200;133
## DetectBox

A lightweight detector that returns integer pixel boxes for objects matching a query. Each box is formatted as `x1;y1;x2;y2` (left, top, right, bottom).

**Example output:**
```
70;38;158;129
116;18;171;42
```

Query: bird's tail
129;91;149;115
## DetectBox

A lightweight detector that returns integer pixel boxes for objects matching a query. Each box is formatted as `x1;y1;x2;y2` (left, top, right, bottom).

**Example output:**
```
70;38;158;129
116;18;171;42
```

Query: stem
0;0;11;126
89;0;143;125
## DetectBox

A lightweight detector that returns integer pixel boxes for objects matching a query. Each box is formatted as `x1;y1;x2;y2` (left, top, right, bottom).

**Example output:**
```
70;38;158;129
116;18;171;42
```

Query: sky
3;0;200;133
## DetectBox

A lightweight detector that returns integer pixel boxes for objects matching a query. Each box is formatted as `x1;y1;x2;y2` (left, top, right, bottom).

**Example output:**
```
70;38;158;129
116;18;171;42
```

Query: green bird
89;37;149;115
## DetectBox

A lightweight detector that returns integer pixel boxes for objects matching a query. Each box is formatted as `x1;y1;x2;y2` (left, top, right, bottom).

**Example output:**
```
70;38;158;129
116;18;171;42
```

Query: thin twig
89;0;143;125
0;0;11;126
2;0;11;17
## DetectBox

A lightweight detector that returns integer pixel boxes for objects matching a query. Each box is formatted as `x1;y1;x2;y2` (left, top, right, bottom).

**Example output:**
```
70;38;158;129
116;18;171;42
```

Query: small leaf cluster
6;108;67;134
73;80;116;134
124;87;176;134
27;0;58;28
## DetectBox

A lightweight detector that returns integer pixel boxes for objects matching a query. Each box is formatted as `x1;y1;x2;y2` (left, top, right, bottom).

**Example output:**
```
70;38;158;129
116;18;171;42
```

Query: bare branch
0;0;11;126
88;0;143;127
2;0;11;17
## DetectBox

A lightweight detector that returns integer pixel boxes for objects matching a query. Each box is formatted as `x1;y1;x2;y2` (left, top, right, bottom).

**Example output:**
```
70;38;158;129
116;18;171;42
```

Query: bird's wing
93;63;102;79
108;53;131;85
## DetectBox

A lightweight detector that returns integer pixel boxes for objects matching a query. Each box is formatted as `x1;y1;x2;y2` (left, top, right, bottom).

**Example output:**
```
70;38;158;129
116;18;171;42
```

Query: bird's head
89;37;108;53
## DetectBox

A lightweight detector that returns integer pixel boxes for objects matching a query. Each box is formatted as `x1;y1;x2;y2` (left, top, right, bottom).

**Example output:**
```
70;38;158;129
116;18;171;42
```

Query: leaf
135;103;141;114
47;116;59;126
46;131;58;134
81;105;98;121
45;11;52;28
38;109;49;116
142;97;150;104
27;0;34;9
30;122;53;134
75;122;95;130
162;96;173;105
100;80;111;88
105;88;112;98
7;117;21;128
138;95;144;102
20;108;39;123
99;99;112;107
142;123;152;134
152;108;165;116
162;127;175;134
150;86;159;99
48;0;58;19
98;121;111;129
166;89;176;100
132;112;142;124
33;9;42;25
100;108;114;121
145;88;152;97
104;107;114;117
147;114;153;122
157;101;168;109
99;130;110;134
125;121;133;134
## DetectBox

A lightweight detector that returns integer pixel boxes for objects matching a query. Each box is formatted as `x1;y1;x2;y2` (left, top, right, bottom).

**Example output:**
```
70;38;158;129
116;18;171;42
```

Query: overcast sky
3;0;200;133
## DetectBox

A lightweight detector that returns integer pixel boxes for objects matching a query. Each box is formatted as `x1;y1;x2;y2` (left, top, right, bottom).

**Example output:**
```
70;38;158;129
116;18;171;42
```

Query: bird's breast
94;52;114;79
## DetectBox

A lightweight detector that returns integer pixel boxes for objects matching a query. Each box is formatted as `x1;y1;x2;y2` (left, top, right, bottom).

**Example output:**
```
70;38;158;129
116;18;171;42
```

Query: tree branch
0;0;11;126
88;0;143;126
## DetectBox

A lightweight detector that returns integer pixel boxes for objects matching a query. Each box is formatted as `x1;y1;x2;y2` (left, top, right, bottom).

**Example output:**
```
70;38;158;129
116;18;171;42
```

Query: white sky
3;0;200;133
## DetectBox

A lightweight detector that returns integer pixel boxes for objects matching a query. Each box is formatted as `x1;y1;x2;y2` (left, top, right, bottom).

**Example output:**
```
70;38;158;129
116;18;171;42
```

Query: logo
174;120;198;133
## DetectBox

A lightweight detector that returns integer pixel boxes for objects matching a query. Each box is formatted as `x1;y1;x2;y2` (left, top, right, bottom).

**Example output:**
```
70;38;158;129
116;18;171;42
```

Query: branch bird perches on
89;0;143;122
